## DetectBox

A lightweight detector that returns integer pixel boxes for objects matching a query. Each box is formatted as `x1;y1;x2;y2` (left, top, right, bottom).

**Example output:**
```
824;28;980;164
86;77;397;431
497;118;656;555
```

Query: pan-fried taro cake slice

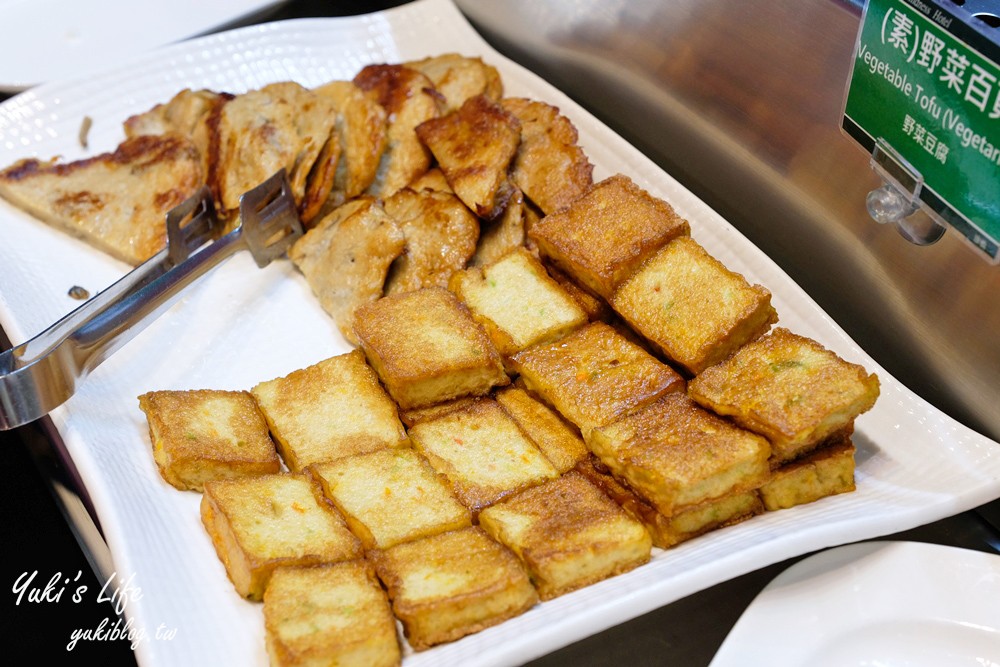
611;236;778;375
759;434;856;511
251;350;408;472
264;562;400;667
586;392;771;517
404;53;503;112
450;247;588;360
478;472;651;600
496;386;588;474
576;456;763;548
415;93;521;220
310;448;471;550
200;473;362;600
407;399;558;513
528;174;689;300
688;327;880;464
369;526;537;650
509;321;684;438
138;389;279;492
353;287;509;410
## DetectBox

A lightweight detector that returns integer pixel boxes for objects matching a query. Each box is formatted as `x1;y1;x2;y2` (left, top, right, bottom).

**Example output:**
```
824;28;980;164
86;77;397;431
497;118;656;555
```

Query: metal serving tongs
0;169;303;431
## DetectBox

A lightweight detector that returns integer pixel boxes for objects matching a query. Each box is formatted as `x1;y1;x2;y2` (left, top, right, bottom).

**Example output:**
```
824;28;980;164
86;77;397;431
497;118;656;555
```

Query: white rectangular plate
1;1;998;665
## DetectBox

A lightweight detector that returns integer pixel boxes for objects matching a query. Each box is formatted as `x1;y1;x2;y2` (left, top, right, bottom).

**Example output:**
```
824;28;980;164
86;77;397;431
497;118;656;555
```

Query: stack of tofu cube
139;174;879;666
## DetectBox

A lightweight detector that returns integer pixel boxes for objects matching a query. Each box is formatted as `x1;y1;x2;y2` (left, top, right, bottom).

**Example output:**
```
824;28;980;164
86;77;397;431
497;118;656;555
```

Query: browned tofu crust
496;386;589;474
759;435;856;510
416;93;521;220
688;327;880;463
509;321;685;436
528;174;690;299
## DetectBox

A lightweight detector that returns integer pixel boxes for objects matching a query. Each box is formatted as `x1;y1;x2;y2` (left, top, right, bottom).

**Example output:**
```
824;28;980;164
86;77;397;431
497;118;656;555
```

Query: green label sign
843;0;1000;261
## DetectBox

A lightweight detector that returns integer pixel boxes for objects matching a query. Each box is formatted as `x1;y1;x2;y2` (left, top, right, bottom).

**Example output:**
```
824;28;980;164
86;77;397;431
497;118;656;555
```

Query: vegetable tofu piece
200;474;362;600
479;472;651;600
138;389;280;492
407;399;558;513
688;327;880;464
611;236;778;375
404;53;503;112
759;435;856;511
370;527;537;650
415;93;521;220
353;287;509;409
528;174;690;299
289;197;405;345
496;386;588;474
264;562;400;667
509;321;685;437
383;187;479;295
353;64;441;197
575;456;763;548
450;247;588;359
250;350;408;472
501;97;594;215
586;392;771;516
310;448;471;550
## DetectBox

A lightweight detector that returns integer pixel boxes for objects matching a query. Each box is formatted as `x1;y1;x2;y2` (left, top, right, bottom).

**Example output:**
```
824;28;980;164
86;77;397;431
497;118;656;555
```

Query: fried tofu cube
289;197;405;345
509;322;684;437
501;97;594;215
542;261;612;322
138;389;279;492
450;247;588;359
759;435;856;511
407;399;558;512
370;526;537;650
496;387;588;474
398;396;478;428
586;392;770;516
310;448;471;550
479;472;651;600
576;457;763;548
611;236;778;375
415;93;521;219
200;474;362;600
264;562;400;667
688;327;880;464
353;287;509;409
251;350;408;472
405;53;503;112
383;187;479;295
528;174;689;299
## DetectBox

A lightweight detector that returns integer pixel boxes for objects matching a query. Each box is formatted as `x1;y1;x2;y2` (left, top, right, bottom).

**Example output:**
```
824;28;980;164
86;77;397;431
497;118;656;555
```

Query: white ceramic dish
0;0;288;92
0;0;998;665
710;541;1000;667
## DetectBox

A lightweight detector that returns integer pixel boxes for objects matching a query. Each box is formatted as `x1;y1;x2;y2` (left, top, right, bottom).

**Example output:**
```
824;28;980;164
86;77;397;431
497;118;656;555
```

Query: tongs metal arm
0;170;302;431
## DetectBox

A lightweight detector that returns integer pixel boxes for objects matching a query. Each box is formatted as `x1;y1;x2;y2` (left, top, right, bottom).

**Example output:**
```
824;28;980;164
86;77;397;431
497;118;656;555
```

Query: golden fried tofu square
688;327;880;464
353;287;509;410
759;435;856;511
405;53;503;113
370;526;537;650
383;187;479;295
251;350;408;472
528;174;690;299
479;472;651;600
138;389;279;492
415;93;521;219
398;396;478;428
200;474;362;600
407;399;558;513
496;386;588;474
586;392;770;516
289;197;405;345
264;562;400;667
310;448;471;550
450;247;588;359
501;97;593;215
611;236;778;375
509;322;684;437
353;64;441;197
576;457;763;548
543;261;612;322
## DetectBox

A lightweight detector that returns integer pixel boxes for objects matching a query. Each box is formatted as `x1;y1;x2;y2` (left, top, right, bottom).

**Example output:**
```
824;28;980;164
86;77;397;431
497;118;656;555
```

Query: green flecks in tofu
769;359;805;373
